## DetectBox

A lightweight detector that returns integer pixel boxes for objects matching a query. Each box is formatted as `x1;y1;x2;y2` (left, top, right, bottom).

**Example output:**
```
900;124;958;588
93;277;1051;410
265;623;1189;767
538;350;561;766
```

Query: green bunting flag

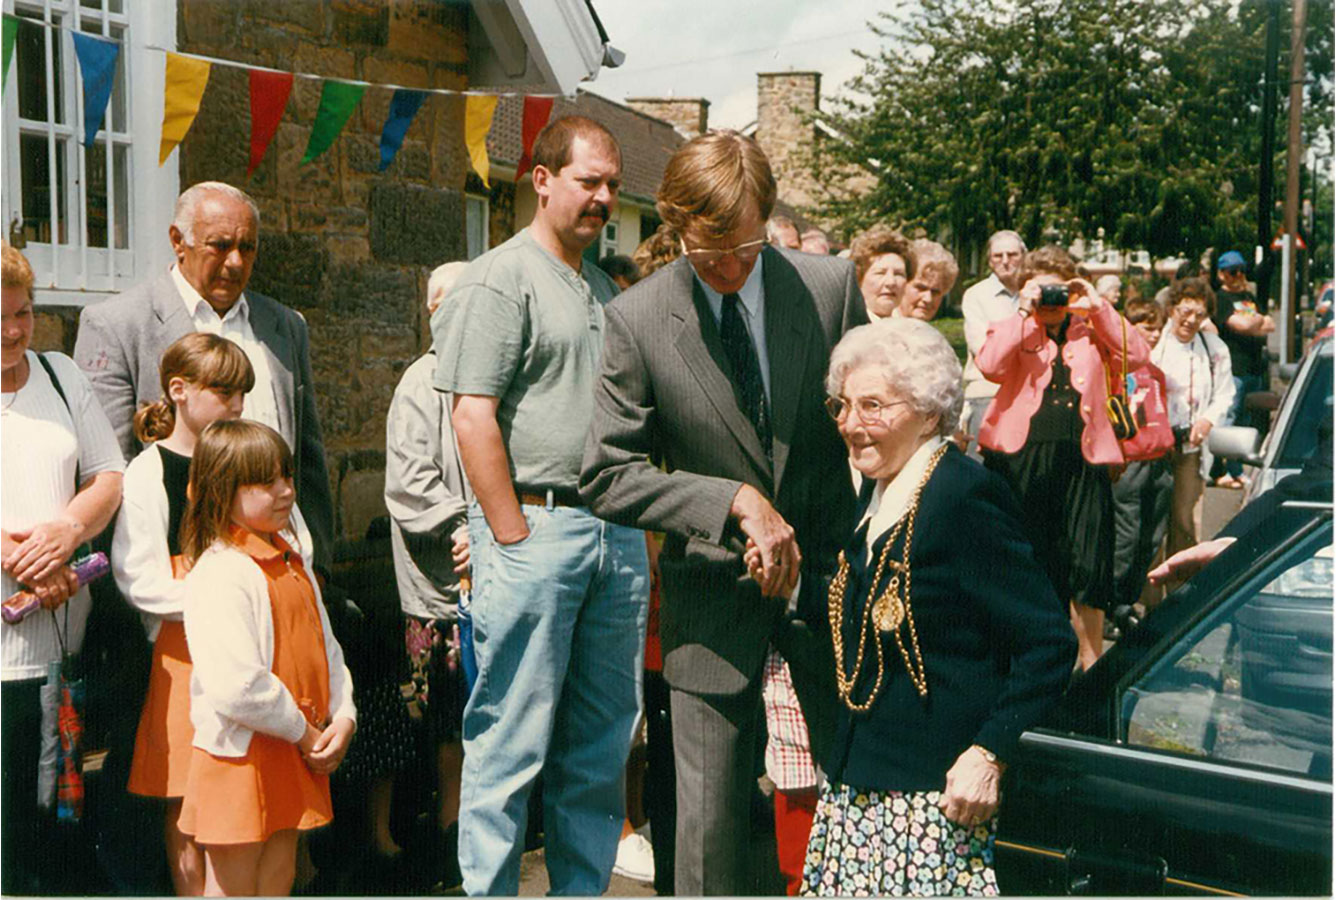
2;15;18;92
301;80;365;165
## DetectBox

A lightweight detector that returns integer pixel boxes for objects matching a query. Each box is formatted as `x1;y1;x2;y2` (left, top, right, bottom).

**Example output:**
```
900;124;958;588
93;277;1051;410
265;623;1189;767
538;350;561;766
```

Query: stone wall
171;0;472;543
625;97;710;139
755;72;821;214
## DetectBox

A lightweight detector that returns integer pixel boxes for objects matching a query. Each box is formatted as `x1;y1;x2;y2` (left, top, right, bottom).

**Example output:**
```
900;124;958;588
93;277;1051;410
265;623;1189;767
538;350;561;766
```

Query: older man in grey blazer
581;131;865;894
73;181;334;570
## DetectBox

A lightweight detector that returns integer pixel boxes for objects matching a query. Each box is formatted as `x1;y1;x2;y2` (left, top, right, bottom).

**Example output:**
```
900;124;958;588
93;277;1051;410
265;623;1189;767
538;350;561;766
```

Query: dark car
996;501;1333;896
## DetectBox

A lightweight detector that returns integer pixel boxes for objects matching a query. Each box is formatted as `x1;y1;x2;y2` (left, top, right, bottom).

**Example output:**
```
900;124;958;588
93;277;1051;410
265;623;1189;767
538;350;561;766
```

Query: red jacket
977;303;1149;466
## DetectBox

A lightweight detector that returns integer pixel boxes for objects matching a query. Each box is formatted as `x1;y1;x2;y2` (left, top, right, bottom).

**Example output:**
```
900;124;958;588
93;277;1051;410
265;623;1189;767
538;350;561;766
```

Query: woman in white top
1;243;125;894
1149;277;1235;561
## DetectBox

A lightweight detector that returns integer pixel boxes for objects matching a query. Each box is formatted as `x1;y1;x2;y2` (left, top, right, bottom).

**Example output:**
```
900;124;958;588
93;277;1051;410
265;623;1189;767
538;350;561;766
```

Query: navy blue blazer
825;446;1077;792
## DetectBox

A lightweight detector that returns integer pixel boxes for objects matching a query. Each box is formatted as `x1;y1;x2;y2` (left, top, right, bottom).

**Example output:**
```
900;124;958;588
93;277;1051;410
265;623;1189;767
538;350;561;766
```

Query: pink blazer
976;303;1150;466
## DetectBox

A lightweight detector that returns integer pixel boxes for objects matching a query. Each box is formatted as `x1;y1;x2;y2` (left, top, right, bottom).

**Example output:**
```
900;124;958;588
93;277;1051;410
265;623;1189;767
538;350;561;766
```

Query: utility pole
1281;0;1308;364
1257;0;1282;316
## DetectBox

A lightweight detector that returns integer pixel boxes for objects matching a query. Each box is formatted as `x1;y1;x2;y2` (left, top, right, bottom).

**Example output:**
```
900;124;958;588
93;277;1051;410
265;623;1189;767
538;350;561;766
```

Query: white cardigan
182;539;355;757
113;444;315;643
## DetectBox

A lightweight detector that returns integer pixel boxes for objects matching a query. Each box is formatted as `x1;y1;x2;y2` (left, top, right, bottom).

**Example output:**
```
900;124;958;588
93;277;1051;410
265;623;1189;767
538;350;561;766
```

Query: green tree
810;0;1333;268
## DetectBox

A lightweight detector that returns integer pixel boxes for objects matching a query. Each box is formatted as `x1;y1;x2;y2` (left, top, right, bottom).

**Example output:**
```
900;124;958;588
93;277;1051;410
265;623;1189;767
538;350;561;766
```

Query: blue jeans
459;499;649;895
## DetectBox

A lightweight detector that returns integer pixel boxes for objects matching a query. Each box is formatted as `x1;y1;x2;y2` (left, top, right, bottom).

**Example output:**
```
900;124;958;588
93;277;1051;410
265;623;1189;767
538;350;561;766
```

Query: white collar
692;251;766;317
172;264;249;323
859;435;947;552
987;272;1020;300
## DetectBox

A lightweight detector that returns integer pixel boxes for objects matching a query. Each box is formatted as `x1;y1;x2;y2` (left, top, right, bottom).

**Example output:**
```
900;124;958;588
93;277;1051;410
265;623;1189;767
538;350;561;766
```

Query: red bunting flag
515;96;554;181
249;69;293;176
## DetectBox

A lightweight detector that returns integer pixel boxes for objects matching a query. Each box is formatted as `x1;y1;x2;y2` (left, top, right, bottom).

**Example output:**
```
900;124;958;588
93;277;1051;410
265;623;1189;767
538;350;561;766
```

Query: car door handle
1065;846;1168;895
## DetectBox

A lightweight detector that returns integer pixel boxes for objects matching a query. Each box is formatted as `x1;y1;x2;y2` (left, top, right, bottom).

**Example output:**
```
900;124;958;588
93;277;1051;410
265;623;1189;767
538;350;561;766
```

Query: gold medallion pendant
871;588;904;632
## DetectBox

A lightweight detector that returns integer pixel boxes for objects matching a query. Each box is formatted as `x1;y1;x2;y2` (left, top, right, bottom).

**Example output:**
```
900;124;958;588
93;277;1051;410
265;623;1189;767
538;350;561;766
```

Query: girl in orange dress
176;420;355;896
113;333;254;895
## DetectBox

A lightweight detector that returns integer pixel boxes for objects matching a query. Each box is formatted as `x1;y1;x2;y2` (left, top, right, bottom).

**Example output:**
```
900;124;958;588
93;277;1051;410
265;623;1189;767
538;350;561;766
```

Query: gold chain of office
828;443;949;713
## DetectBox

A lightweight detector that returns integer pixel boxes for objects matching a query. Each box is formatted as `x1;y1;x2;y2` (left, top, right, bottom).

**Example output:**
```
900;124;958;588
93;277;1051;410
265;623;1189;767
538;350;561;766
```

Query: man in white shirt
74;182;334;571
959;230;1026;457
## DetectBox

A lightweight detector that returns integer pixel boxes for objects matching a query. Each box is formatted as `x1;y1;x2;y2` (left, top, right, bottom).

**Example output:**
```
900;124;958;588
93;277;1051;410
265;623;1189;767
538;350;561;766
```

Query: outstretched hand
1148;537;1235;585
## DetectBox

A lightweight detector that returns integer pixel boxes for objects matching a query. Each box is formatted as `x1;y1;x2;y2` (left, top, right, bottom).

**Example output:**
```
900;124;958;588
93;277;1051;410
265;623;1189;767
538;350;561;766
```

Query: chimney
625;97;711;139
755;71;821;211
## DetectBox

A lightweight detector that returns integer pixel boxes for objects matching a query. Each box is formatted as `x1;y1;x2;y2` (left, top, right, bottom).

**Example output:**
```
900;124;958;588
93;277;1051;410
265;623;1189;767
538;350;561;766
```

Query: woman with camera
976;246;1148;670
1149;277;1234;564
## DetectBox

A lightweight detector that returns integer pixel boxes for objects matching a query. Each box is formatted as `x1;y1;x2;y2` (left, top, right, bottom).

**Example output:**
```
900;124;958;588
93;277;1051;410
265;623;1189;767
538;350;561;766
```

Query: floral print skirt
801;780;999;897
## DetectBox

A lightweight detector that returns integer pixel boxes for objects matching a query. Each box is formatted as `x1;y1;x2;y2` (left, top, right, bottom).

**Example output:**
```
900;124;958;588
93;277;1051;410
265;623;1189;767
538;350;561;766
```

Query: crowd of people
0;114;1283;898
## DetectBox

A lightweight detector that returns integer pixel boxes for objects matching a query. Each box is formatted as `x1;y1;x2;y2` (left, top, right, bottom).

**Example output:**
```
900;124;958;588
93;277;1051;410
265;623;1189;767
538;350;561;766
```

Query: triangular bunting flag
515;96;554;181
248;69;293;176
159;53;211;165
2;15;17;93
379;89;427;172
464;95;499;188
302;80;365;165
71;33;120;149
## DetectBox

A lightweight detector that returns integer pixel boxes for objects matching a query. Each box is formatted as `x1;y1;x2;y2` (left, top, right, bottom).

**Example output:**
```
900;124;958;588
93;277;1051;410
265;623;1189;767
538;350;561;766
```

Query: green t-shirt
430;228;619;490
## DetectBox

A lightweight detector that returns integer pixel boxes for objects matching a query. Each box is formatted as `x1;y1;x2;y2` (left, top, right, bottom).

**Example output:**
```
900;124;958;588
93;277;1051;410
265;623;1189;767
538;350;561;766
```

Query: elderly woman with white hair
796;318;1076;897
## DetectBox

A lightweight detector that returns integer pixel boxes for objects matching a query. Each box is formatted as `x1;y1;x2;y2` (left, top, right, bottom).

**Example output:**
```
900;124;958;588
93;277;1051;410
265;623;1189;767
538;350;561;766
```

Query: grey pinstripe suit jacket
72;268;335;571
580;246;866;696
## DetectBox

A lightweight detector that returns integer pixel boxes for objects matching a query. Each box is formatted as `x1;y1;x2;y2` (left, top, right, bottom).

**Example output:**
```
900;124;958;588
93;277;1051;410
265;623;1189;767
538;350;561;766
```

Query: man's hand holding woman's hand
731;484;800;598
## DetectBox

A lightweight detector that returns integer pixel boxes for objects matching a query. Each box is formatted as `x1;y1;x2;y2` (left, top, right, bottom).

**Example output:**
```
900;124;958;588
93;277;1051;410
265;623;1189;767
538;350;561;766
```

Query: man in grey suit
580;131;865;894
73;181;334;570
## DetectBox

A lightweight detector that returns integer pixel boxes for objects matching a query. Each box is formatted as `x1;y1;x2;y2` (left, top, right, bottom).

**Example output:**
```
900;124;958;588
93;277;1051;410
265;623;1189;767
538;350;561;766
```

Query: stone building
5;0;626;547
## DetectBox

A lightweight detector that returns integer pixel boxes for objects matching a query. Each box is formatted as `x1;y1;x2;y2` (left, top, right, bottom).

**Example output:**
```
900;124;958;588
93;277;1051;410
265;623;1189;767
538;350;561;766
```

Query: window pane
86;142;108;248
15;15;50;122
1122;531;1333;777
110;25;127;132
80;0;124;13
19;133;69;245
465;196;487;261
113;143;130;249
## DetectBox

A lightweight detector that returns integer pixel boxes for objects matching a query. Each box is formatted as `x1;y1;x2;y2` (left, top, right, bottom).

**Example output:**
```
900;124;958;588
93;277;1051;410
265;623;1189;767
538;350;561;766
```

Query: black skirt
983;440;1115;613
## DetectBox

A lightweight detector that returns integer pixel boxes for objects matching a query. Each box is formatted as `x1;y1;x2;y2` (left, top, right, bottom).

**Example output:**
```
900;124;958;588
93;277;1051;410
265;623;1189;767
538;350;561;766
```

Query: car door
997;511;1333;896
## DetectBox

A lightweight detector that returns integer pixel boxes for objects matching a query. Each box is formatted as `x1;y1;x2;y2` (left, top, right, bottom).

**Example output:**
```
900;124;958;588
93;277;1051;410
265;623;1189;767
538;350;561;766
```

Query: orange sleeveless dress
177;529;333;845
128;557;194;798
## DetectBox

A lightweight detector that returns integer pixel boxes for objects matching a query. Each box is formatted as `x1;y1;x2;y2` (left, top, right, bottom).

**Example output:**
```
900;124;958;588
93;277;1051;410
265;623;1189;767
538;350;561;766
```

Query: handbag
1102;316;1174;461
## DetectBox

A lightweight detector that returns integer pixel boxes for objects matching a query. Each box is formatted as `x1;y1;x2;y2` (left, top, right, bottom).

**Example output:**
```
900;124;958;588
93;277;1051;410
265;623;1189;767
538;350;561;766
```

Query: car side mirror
1209;426;1263;465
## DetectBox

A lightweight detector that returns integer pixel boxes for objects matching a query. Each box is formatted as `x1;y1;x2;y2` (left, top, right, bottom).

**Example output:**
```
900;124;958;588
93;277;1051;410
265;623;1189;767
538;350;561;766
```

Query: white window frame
465;193;489;261
2;0;179;306
600;218;618;258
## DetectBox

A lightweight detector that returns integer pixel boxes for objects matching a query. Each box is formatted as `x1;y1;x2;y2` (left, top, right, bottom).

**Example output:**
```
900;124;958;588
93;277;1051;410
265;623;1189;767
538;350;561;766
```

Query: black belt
515;485;583;508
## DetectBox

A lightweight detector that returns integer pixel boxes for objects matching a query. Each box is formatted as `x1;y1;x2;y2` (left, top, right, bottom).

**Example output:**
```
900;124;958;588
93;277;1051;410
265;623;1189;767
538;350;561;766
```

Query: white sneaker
612;832;655;883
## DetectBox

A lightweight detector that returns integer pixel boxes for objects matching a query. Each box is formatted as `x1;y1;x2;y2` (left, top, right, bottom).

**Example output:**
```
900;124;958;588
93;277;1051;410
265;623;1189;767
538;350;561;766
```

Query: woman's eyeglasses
825;395;909;424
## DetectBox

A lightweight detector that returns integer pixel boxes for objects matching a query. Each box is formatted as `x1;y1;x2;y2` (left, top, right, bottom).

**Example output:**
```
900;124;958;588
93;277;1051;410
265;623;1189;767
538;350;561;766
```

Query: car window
1121;528;1332;777
1276;353;1332;470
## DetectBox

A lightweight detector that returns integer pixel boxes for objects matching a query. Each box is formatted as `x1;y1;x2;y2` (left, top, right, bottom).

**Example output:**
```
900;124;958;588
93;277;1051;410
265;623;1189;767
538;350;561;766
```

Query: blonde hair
848;225;915;284
133;334;255;444
908;238;959;290
2;242;34;298
427;261;469;315
180;420;293;567
632;224;683;278
656;130;776;241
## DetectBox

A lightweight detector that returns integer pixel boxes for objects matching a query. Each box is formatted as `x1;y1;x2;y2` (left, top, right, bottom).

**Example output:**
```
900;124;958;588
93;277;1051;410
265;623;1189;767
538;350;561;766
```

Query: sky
588;1;892;130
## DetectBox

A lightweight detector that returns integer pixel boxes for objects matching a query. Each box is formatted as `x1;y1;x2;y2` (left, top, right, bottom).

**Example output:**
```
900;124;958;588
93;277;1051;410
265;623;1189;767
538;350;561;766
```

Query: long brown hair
133;333;255;444
179;419;293;567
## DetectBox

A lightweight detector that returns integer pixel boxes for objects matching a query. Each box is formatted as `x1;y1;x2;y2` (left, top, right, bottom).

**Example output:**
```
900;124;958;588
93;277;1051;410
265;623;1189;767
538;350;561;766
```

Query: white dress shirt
692;254;772;402
171;265;283;440
961;273;1020;400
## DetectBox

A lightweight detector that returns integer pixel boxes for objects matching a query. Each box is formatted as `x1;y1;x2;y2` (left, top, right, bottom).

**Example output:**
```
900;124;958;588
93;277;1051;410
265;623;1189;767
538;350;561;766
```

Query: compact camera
1038;284;1070;307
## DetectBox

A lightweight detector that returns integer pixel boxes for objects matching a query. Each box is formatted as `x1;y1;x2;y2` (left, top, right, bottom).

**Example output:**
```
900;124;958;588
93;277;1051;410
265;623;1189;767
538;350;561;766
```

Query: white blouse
1;351;124;681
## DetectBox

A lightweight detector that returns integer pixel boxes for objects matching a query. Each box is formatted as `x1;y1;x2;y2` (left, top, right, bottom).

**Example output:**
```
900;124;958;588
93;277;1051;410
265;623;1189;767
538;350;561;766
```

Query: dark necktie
719;292;772;462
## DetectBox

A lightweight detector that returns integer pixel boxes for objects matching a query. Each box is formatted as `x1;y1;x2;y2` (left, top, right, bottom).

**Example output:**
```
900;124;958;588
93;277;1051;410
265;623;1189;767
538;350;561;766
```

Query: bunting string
5;13;571;177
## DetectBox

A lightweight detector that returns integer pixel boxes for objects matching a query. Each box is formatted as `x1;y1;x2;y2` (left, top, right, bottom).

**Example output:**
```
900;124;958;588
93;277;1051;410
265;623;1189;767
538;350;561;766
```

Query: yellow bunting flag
464;95;499;187
159;52;211;165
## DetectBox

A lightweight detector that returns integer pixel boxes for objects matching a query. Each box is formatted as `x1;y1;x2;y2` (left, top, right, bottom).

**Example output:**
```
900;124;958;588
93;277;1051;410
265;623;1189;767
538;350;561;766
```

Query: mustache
582;203;610;223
